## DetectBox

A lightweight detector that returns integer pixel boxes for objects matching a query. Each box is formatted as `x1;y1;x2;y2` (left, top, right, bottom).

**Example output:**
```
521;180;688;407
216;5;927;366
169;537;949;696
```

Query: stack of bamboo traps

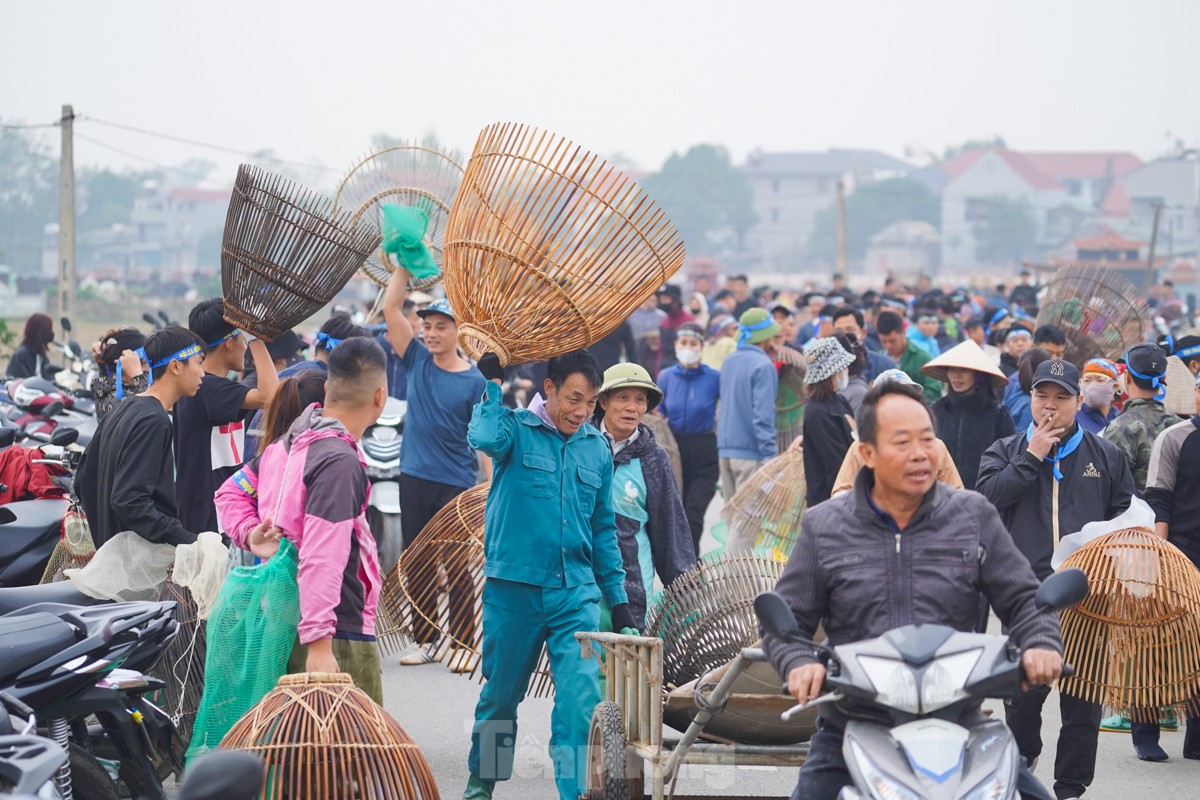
720;450;807;558
1057;528;1200;721
220;672;439;799
221;164;380;340
645;552;787;691
332;143;464;290
443;122;686;365
1035;265;1150;365
641;412;683;492
376;484;556;697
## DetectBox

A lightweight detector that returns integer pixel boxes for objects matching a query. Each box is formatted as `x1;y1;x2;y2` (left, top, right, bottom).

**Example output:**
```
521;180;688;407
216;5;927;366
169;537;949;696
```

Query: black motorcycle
0;584;184;799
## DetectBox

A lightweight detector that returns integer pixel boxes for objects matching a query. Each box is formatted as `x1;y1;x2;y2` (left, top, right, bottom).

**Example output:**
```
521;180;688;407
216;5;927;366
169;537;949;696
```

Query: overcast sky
5;0;1198;188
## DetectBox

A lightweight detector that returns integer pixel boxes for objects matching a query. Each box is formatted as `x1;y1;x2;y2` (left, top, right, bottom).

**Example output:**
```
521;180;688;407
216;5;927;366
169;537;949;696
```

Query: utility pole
57;104;76;334
1144;201;1162;295
836;180;848;275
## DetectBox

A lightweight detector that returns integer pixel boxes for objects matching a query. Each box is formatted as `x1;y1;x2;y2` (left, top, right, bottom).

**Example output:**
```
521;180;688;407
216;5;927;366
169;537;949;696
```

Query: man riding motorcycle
761;378;1065;800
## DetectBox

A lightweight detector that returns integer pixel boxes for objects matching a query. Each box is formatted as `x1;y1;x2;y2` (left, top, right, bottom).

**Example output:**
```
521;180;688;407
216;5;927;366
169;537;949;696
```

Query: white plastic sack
173;532;231;619
66;531;176;602
1051;496;1156;570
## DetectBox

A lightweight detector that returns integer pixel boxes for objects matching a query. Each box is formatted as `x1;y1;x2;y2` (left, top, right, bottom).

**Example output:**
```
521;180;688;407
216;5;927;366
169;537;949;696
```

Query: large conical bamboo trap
720;450;807;558
1057;528;1200;721
641;412;683;492
645;552;787;691
332;143;464;290
375;483;556;697
1036;265;1150;365
775;364;807;455
219;672;439;799
221;164;381;340
153;575;206;745
443;122;686;365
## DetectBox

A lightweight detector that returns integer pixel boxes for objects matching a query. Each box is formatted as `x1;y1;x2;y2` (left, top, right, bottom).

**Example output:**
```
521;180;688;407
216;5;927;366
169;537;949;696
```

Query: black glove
477;352;504;383
610;603;639;635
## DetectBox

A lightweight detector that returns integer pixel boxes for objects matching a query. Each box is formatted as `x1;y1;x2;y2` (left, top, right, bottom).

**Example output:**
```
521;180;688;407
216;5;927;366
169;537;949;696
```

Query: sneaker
448;648;480;674
1099;713;1131;732
1160;708;1179;731
399;650;437;666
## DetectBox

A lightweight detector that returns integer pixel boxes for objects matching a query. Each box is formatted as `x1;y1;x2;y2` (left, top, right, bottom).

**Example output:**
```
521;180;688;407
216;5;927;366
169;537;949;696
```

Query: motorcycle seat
0;612;76;682
0;582;106;616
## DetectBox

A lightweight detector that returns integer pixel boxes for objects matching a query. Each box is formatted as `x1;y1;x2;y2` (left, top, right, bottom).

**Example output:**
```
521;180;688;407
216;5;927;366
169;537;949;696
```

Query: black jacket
5;345;61;380
608;423;697;628
932;388;1015;490
588;322;638;373
976;425;1134;579
762;470;1062;711
77;395;197;547
999;352;1019;378
802;393;855;507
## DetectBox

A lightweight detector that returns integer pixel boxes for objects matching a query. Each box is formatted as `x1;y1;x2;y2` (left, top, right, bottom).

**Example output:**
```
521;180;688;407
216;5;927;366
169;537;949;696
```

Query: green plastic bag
186;539;300;760
381;203;438;279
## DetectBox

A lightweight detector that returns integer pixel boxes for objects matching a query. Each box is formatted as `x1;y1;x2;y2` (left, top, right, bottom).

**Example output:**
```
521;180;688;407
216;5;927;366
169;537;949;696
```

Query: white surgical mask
1081;381;1114;410
675;347;701;367
835;371;849;392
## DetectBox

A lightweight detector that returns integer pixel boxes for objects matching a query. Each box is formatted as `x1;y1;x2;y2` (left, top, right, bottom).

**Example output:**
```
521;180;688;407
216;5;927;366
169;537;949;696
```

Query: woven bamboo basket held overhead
221;165;381;340
219;673;439;799
443;122;686;365
332;143;464;290
1057;528;1200;721
1035;265;1150;365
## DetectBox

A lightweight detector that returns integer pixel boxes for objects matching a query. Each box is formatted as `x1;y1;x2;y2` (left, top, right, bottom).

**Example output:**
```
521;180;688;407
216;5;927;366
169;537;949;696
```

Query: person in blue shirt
1003;347;1052;431
656;322;721;555
465;349;634;800
1076;358;1119;434
382;266;489;673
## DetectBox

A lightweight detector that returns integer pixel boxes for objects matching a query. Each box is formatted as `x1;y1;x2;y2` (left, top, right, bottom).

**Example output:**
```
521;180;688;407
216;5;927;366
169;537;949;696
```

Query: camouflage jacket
1101;398;1181;493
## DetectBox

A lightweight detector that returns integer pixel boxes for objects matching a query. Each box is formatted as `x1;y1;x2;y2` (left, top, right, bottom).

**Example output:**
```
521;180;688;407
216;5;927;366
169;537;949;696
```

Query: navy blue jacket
657;363;720;435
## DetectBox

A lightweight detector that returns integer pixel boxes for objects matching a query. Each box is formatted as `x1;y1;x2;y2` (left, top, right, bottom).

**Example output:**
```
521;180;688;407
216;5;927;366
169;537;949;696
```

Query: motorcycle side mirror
60;316;72;333
755;591;801;639
40;401;64;419
49;427;79;447
176;751;265;800
1035;568;1089;612
69;339;83;359
0;428;15;448
142;312;161;329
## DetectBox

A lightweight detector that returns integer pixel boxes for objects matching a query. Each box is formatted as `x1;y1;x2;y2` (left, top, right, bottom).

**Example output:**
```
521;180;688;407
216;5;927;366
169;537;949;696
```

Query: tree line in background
0;122;1036;275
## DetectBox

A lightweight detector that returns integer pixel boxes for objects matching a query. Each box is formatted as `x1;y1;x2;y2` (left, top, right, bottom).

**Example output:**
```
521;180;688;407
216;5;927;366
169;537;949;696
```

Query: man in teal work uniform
465;349;637;800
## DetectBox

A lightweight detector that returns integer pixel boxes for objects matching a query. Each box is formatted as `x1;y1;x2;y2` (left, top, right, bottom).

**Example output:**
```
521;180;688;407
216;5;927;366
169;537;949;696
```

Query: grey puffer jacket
762;470;1062;693
609;423;698;628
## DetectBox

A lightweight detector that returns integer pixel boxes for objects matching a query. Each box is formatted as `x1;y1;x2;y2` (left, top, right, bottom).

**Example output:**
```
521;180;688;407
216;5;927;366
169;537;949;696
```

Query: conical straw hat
922;340;1009;390
1163;355;1196;417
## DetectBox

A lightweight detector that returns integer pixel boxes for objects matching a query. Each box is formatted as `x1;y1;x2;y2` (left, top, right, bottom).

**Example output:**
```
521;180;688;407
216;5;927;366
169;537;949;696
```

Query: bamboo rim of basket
332;145;464;212
351;186;451;290
457;324;512;364
277;672;352;687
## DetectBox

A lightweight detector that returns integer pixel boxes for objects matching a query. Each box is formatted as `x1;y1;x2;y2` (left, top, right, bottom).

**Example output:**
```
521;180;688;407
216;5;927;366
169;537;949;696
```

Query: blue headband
1175;343;1200;361
737;317;776;346
125;343;202;396
316;332;343;351
206;329;240;349
114;347;147;399
984;308;1010;336
1124;347;1167;399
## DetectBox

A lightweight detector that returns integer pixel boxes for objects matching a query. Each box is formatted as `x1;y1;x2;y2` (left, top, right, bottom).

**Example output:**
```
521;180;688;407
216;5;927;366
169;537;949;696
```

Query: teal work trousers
468;577;601;800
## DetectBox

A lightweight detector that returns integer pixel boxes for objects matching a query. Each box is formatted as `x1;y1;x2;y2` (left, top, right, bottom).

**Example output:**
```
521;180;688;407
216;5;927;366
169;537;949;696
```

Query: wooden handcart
577;632;811;800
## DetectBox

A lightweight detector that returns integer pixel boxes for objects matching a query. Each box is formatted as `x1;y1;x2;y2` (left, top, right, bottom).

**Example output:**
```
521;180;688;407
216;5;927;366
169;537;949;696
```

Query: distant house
742;149;914;270
1122;155;1200;259
865;220;941;279
940;149;1143;269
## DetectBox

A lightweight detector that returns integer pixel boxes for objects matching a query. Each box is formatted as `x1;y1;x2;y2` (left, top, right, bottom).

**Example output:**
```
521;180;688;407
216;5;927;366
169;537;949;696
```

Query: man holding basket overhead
465;348;635;800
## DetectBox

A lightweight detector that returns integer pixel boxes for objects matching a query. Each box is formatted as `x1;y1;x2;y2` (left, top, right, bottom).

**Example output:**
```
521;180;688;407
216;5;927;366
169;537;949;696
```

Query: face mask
835;372;849;392
675;347;701;367
1081;381;1114;409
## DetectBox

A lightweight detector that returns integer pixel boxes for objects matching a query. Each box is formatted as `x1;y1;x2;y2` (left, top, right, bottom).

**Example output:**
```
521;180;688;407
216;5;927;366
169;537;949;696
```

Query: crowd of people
7;263;1200;800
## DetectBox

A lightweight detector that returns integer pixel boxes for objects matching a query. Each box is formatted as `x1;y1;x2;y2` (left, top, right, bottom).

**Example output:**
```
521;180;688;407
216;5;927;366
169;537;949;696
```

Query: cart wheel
586;701;635;800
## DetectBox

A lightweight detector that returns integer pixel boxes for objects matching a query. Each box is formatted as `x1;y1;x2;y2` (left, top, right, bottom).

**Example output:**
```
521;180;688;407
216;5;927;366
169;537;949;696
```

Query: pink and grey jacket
215;405;381;645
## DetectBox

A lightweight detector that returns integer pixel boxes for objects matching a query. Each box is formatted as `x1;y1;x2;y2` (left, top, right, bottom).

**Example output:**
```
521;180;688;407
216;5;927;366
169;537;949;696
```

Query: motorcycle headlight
962;740;1017;800
847;740;922;800
920;648;983;711
857;655;920;714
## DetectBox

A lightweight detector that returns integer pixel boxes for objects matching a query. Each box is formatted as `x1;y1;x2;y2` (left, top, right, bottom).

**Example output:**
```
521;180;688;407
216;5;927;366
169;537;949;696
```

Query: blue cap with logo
416;298;456;322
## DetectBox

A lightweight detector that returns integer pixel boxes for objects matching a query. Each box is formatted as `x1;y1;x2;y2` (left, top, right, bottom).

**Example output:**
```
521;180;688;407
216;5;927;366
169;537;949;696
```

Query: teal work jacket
468;382;628;607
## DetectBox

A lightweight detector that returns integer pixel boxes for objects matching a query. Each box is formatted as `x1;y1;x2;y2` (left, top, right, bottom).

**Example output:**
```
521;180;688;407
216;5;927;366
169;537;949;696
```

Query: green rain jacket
468;382;628;606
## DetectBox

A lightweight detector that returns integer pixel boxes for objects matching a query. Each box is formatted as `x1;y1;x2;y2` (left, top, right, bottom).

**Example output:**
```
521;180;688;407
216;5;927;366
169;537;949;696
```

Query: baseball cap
1124;343;1169;381
1031;359;1080;396
416;298;455;322
656;284;683;303
265;330;305;362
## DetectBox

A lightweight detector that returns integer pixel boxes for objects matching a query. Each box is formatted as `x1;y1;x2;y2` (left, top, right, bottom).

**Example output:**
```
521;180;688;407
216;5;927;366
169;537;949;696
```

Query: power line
77;115;337;173
0;120;60;131
74;132;223;184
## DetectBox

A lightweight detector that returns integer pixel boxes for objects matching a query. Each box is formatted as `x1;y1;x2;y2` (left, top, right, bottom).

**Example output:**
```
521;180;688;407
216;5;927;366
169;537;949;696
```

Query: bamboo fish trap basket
1035;265;1150;365
375;484;556;697
443;122;686;365
219;672;439;799
221;165;381;340
1057;528;1200;720
332;143;464;290
720;450;807;558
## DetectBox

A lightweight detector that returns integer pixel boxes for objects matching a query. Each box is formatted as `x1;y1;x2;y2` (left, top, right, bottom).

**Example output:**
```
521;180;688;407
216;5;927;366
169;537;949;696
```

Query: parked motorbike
0;427;80;587
2;379;95;449
754;568;1089;800
362;396;405;575
0;586;183;800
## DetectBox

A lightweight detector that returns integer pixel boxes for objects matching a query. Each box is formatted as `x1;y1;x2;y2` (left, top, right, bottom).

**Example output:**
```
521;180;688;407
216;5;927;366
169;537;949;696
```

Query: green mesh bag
381;203;438;279
187;539;300;760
